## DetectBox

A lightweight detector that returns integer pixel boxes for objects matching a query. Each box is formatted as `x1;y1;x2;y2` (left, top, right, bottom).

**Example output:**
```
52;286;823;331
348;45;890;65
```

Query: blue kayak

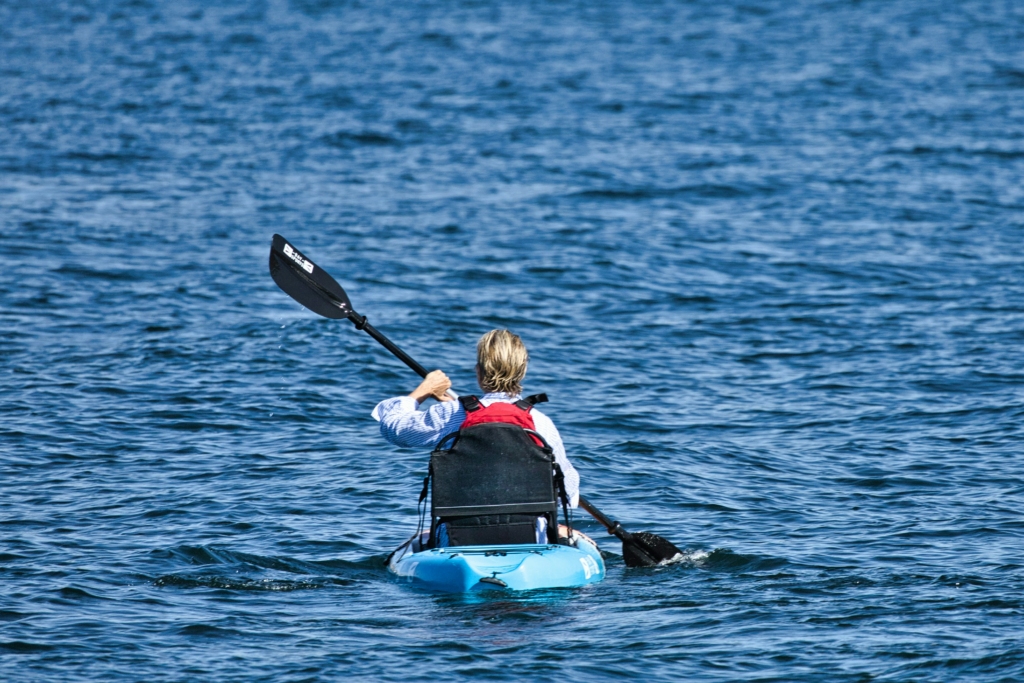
388;534;606;593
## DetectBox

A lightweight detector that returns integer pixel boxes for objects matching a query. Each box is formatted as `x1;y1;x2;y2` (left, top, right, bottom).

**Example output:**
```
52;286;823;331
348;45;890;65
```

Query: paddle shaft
350;314;430;378
579;495;634;543
344;312;458;400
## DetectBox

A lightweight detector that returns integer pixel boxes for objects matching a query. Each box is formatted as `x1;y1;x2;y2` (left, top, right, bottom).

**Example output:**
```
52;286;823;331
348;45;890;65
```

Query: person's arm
530;410;580;508
407;370;454;404
371;370;463;448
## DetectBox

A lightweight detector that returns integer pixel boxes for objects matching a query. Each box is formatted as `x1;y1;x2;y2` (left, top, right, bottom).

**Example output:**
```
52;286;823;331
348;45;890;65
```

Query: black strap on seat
444;514;539;546
418;471;430;505
415;463;432;546
552;463;572;541
458;395;482;412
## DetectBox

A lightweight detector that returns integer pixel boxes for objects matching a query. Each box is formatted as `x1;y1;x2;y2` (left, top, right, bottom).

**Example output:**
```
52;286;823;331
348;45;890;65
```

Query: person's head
475;329;528;395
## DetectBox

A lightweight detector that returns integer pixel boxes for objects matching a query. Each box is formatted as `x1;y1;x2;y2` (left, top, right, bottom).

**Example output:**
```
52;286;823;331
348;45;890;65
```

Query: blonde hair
477;329;528;395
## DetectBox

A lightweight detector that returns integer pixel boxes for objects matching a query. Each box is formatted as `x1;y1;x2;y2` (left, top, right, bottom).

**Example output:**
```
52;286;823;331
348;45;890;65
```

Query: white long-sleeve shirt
371;392;580;507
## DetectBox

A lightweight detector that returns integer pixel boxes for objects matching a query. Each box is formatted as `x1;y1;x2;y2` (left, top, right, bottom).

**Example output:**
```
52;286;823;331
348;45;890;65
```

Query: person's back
372;329;580;546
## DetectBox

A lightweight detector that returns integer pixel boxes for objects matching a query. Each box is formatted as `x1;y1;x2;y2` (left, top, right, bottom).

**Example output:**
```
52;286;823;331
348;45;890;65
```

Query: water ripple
2;0;1023;681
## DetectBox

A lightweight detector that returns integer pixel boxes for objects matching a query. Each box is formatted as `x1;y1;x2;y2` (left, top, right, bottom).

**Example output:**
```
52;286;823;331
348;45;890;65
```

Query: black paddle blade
622;532;684;568
577;495;685;568
269;234;354;319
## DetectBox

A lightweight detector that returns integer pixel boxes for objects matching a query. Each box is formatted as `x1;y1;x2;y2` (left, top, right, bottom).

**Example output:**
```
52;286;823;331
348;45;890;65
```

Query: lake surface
2;0;1023;680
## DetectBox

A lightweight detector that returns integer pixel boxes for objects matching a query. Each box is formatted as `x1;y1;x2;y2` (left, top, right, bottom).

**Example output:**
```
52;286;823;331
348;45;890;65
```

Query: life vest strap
458;395;482;412
460;393;547;413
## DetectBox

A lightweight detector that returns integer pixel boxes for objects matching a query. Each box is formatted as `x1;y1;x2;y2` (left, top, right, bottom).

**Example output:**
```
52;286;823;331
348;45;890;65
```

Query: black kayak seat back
430;422;560;546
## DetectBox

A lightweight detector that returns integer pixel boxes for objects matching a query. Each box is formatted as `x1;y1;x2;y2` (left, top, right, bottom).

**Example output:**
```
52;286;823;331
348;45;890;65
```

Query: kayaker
372;329;580;543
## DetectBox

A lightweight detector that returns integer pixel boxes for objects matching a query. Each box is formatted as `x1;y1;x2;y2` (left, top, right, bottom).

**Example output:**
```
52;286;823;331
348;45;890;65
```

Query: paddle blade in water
578;495;684;568
269;234;354;319
622;532;684;568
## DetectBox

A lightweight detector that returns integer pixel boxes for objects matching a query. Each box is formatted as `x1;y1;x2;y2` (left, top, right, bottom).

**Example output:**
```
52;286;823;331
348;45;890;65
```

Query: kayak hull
389;537;605;593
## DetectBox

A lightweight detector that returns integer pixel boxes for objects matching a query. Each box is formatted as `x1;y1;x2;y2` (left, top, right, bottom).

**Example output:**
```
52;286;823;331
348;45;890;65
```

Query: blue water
3;0;1023;680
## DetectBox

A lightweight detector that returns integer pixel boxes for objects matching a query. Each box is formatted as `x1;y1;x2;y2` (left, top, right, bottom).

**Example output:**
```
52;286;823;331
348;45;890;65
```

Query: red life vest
459;395;544;446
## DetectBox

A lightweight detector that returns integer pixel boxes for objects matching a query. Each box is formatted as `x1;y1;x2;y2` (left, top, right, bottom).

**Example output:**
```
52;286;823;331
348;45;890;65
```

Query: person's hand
409;370;453;403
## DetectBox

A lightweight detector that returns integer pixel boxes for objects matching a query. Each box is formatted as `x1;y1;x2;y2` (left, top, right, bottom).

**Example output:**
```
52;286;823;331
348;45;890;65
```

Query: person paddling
270;234;684;567
372;329;580;546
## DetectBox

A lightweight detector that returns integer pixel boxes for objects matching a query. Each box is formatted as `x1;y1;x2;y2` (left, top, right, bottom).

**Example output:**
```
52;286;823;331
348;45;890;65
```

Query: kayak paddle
268;234;684;567
269;234;434;381
579;495;682;567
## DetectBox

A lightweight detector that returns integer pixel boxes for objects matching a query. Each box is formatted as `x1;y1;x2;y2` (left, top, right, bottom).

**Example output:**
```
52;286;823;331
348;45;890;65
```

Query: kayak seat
429;422;563;547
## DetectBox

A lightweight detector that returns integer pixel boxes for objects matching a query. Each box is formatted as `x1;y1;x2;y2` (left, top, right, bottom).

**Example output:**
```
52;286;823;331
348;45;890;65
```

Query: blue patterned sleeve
372;397;465;448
